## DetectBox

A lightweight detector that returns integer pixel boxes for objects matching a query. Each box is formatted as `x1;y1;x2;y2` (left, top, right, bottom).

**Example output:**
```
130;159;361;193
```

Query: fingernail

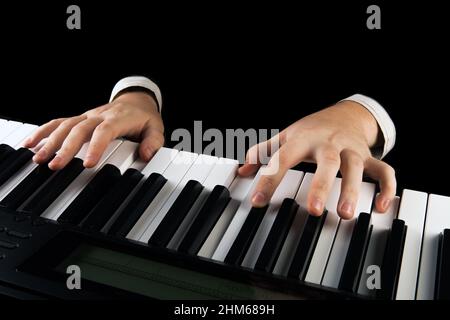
83;155;95;167
312;199;323;214
382;199;391;210
340;201;354;217
51;155;62;166
252;192;267;207
34;149;47;161
23;137;32;146
146;147;155;160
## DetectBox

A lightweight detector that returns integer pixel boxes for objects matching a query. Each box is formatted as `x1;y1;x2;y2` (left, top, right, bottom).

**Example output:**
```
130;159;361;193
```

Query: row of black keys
1;145;449;299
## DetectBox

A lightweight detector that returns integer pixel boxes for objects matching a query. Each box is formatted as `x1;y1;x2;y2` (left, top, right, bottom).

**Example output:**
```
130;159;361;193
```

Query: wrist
114;91;159;115
334;100;380;148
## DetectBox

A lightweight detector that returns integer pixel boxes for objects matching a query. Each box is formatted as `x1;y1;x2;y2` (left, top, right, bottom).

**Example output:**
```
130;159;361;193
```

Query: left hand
238;100;396;219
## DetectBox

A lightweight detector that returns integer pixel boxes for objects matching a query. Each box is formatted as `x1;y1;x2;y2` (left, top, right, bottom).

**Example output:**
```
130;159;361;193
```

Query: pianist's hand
238;101;396;219
23;91;164;170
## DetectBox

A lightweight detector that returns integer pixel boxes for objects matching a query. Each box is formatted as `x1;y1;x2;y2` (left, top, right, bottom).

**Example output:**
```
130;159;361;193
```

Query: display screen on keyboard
53;243;294;299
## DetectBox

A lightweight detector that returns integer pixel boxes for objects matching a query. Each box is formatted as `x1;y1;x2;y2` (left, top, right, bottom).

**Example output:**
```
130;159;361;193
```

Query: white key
212;168;265;262
141;154;216;243
0;121;22;142
272;173;313;276
395;189;428;300
198;175;254;259
41;140;123;220
304;176;342;283
357;196;400;296
416;194;450;300
203;158;239;189
321;181;375;288
167;157;238;249
98;140;139;174
101;147;179;233
140;147;179;178
2;123;38;147
127;151;198;241
241;170;303;268
129;159;147;172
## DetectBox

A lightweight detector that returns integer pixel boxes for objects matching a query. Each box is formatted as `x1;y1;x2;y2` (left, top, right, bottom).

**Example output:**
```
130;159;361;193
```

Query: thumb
139;126;165;162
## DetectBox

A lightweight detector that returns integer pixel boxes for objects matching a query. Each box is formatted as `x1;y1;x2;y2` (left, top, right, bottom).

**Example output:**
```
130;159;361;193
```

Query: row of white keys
167;157;239;250
395;189;428;300
0;120;22;142
197;175;254;259
416;194;450;300
357;196;400;296
140;154;217;243
304;176;342;283
127;151;198;241
211;168;265;262
321;181;375;288
272;173;313;276
41;140;123;220
1;123;38;147
101;147;180;233
241;170;304;269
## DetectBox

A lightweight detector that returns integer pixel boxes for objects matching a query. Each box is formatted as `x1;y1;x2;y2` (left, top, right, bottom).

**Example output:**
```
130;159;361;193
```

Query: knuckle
345;153;364;170
259;176;277;193
95;121;115;134
341;185;360;200
320;147;341;166
58;119;77;131
47;118;63;126
311;179;331;195
381;163;396;178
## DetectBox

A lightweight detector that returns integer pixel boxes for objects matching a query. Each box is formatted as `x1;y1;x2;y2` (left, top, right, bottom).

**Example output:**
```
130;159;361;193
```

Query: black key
0;239;19;249
339;212;373;292
0;148;34;187
57;164;121;225
19;158;85;215
376;219;407;300
224;205;269;265
0;144;15;164
0;159;55;210
178;185;231;255
148;180;204;247
287;210;328;280
107;172;167;237
435;229;450;300
255;198;299;273
80;168;143;231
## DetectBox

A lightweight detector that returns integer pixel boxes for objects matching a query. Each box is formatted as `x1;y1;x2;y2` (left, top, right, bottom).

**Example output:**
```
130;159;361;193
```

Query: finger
84;120;118;168
139;126;165;161
337;150;364;219
252;141;308;208
365;158;397;213
238;133;283;177
23;118;66;148
33;117;85;164
307;146;341;216
48;117;103;170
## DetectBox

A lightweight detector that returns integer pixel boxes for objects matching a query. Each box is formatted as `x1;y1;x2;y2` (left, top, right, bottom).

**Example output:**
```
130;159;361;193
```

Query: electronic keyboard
0;118;449;300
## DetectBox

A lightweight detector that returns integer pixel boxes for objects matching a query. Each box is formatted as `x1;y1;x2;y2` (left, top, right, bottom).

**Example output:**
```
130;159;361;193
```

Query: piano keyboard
0;118;449;300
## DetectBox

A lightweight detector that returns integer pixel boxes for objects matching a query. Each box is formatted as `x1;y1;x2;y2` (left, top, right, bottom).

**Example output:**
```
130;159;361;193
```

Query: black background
0;1;448;197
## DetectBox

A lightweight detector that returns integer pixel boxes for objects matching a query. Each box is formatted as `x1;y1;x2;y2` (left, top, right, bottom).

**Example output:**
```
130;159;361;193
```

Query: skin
23;92;396;219
238;101;396;219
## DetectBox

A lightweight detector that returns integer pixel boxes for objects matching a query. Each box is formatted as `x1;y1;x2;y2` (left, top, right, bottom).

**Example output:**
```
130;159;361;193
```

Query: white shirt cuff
341;93;396;159
109;76;163;113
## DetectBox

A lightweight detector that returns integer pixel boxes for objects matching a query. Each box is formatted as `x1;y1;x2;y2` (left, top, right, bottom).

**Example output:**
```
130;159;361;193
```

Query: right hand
23;91;164;170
